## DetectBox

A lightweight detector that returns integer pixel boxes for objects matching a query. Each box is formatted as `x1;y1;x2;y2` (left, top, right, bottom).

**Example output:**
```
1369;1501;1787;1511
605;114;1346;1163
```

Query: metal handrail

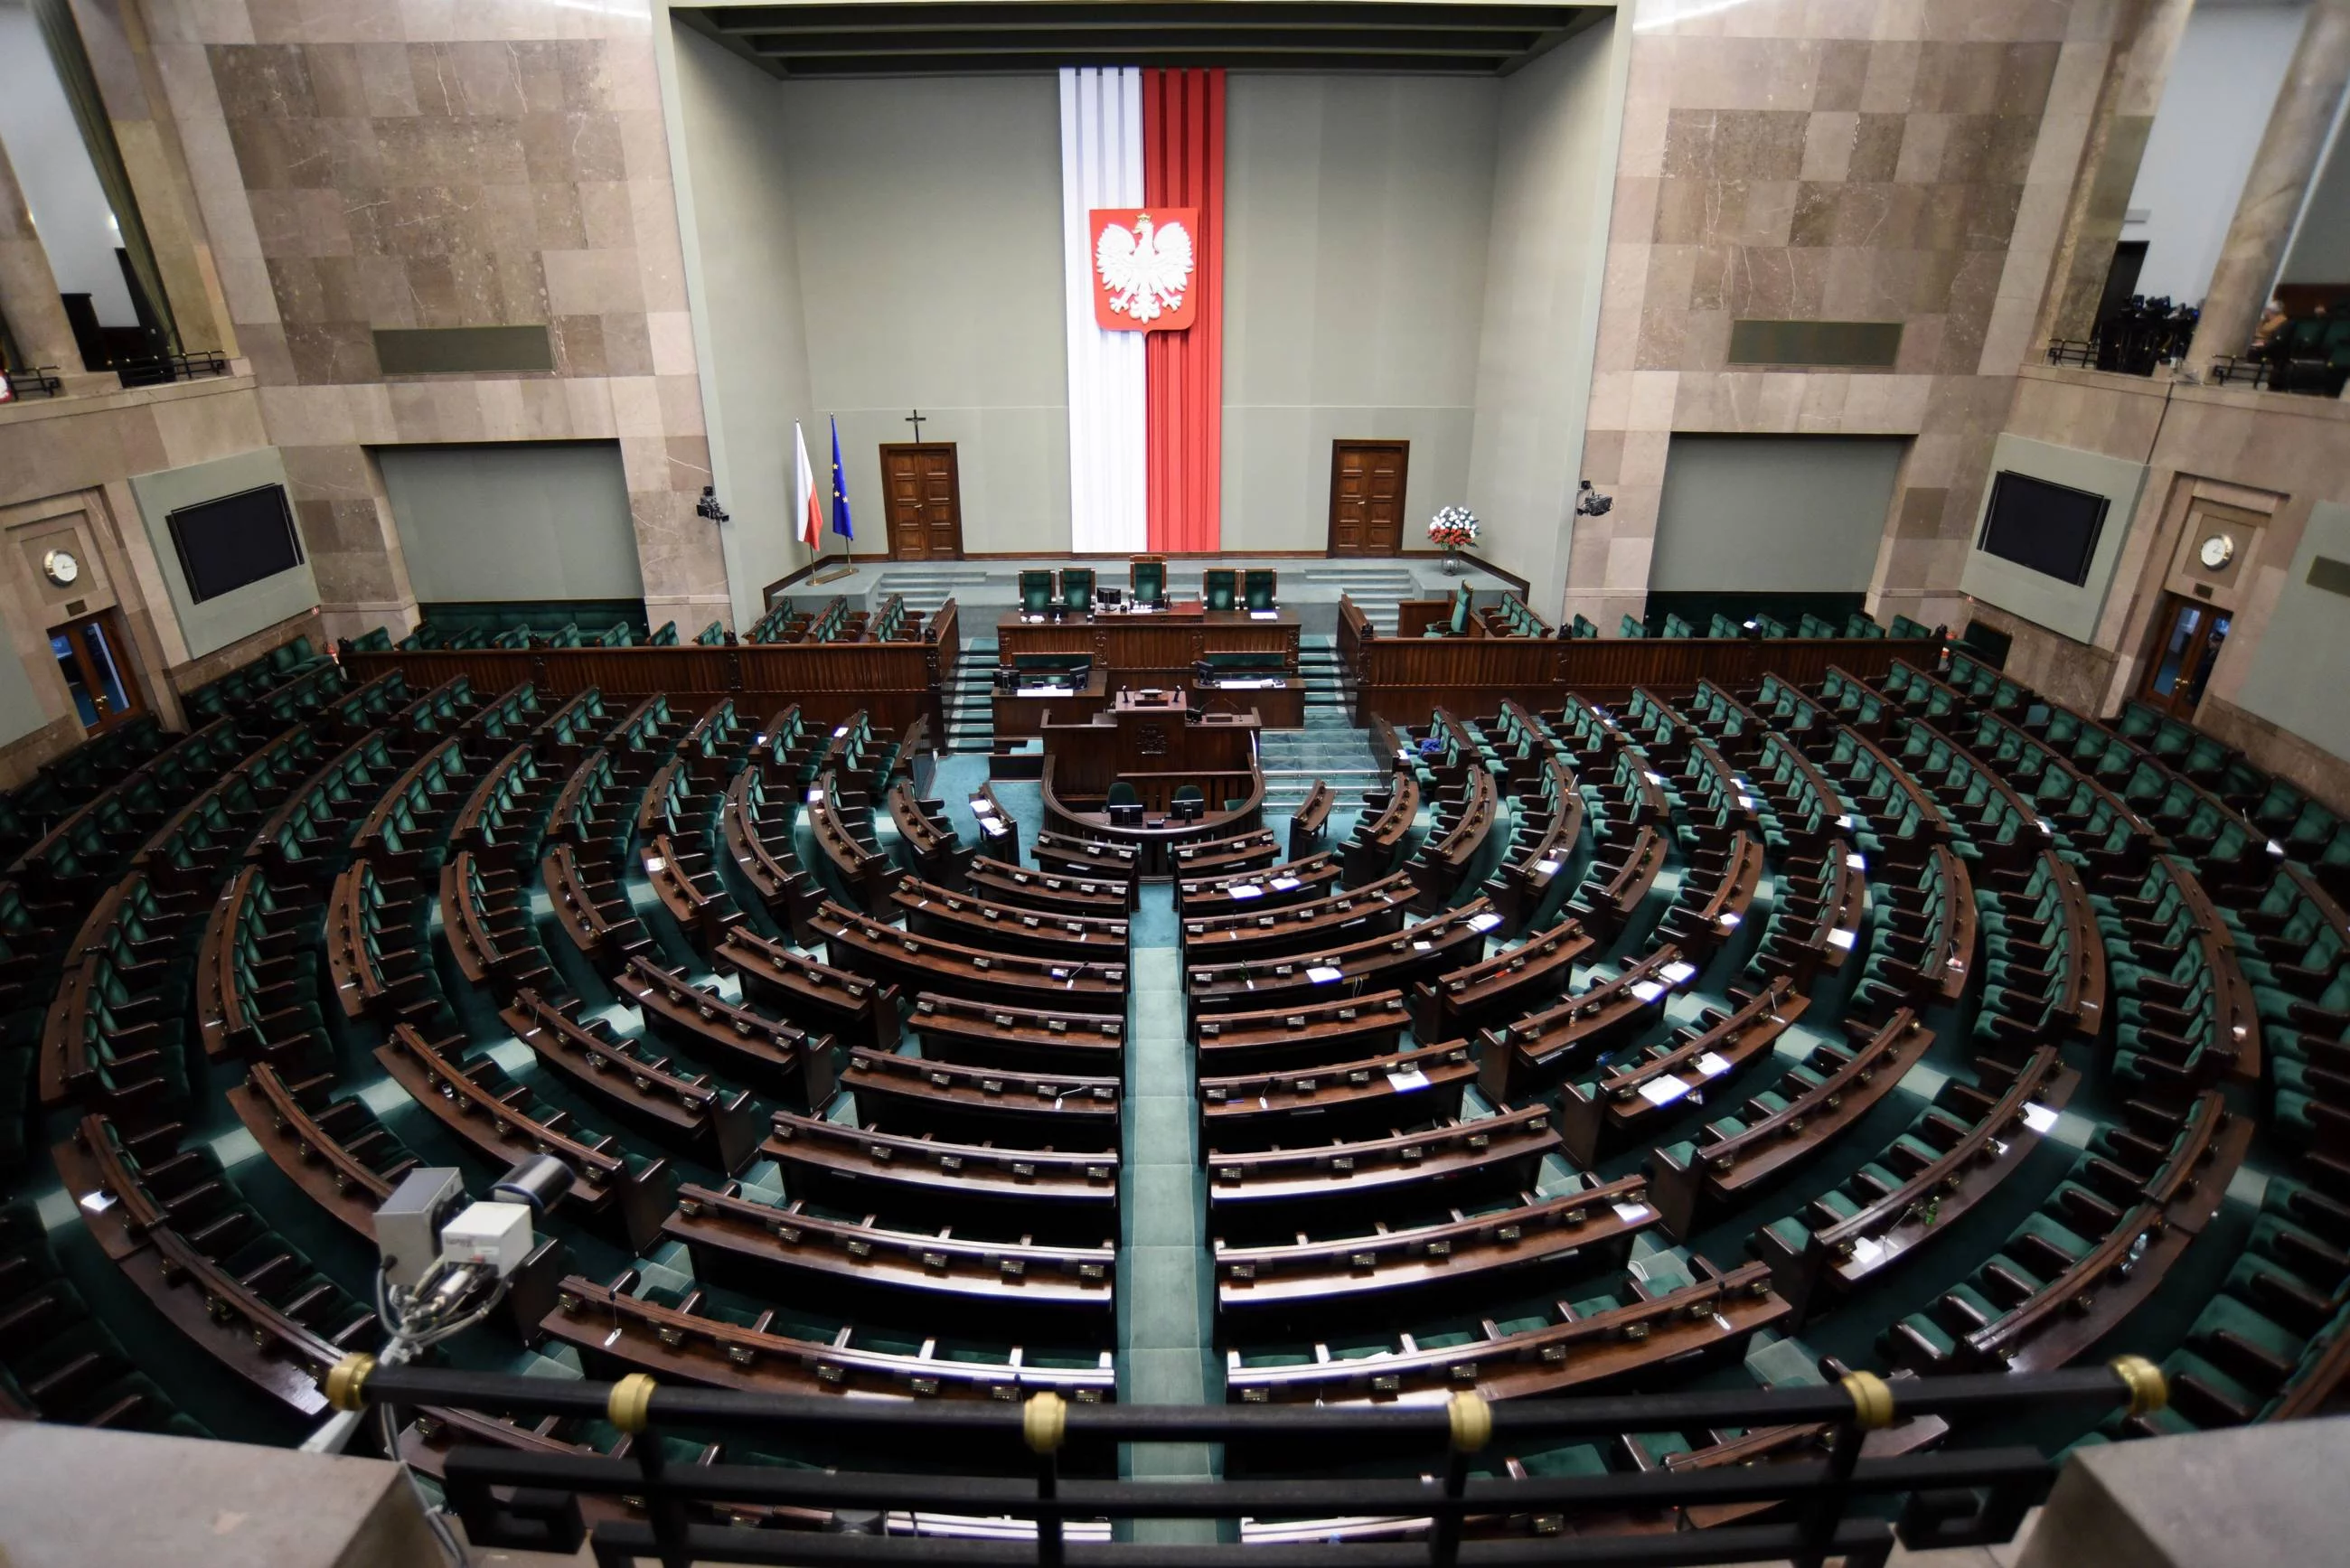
325;1356;2168;1568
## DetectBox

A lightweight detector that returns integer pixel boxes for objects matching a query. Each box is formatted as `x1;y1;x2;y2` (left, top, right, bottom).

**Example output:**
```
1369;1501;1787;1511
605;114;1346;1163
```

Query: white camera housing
437;1201;536;1278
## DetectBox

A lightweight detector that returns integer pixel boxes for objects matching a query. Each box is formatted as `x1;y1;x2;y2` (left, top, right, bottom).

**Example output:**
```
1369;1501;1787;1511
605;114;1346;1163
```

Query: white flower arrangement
1428;506;1480;549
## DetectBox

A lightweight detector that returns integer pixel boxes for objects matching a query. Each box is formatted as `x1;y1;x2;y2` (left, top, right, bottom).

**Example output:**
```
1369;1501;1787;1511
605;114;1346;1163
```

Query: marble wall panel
136;0;725;627
1566;0;2118;630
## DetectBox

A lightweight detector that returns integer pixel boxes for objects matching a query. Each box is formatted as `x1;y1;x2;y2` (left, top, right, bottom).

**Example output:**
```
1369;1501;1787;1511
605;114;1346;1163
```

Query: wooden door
47;607;148;734
2137;593;2231;719
1328;440;1408;556
879;443;964;560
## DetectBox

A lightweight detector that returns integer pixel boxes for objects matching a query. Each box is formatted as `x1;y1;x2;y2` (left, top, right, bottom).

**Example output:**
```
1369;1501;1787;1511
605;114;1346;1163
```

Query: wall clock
42;549;80;587
2197;534;2235;570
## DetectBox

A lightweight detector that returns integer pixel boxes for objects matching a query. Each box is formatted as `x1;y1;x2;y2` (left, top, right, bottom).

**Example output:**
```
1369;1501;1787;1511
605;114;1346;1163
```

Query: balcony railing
319;1355;2171;1568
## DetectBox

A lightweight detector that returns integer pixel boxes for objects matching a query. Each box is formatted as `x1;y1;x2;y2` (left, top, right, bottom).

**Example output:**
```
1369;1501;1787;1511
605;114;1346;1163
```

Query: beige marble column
2036;0;2198;347
2186;0;2350;374
0;133;100;383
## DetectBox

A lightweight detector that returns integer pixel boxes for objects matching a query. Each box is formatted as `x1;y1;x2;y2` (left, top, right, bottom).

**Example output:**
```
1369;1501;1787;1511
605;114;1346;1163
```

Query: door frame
2134;591;2229;719
1326;439;1410;557
878;441;964;562
47;606;150;735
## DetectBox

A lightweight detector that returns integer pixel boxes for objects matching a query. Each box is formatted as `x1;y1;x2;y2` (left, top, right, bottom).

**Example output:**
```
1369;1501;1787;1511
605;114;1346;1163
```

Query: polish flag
794;422;822;549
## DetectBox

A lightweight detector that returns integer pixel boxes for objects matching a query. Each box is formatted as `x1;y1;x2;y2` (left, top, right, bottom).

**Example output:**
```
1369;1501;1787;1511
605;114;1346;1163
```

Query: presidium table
992;603;1304;738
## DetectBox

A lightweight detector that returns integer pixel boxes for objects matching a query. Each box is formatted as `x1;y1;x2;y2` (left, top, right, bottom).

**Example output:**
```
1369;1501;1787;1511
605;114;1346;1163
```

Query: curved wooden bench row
1224;1257;1788;1406
1180;869;1414;962
765;1115;1116;1243
842;1046;1121;1150
1754;1044;2077;1324
811;900;1128;1017
540;842;655;973
1185;897;1495;1018
502;988;762;1173
908;990;1123;1074
1196;989;1412;1073
1341;768;1420;886
668;1182;1114;1324
1200;1039;1476;1152
1176;852;1342;917
889;876;1130;958
1207;1103;1559;1241
619;956;837;1113
545;1268;1114;1404
1649;1008;1934;1239
966;855;1130;919
1408;763;1497;914
1475;944;1696;1102
885;777;971;889
1557;977;1809;1164
718;925;900;1053
1410;918;1591;1042
374;1025;674;1251
1212;1174;1659;1332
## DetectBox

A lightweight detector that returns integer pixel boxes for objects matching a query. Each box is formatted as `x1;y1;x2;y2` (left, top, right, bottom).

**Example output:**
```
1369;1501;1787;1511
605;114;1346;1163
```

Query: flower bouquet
1429;506;1479;572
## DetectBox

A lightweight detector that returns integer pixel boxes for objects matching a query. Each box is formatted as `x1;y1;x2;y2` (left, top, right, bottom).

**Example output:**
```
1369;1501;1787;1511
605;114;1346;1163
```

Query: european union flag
828;417;854;541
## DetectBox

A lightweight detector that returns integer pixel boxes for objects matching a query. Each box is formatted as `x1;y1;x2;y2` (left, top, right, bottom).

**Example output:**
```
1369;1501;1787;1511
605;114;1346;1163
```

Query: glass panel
2183;615;2231;708
50;630;98;728
2149;606;2202;697
77;621;130;716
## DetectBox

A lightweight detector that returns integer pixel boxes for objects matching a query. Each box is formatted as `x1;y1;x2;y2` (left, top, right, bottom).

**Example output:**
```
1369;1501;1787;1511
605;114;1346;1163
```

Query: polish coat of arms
1090;208;1198;332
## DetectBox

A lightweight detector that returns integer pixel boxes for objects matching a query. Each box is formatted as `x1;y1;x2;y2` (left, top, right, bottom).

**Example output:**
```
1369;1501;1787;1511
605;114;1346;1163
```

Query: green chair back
1107;780;1142;808
1132;559;1166;605
1203;568;1237;612
1244;568;1276;611
1059;568;1095;610
1020;570;1055;615
1449;584;1471;636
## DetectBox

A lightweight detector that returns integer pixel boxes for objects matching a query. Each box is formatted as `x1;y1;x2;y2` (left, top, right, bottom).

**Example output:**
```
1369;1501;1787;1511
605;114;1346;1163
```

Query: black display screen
1978;471;2108;587
167;484;304;603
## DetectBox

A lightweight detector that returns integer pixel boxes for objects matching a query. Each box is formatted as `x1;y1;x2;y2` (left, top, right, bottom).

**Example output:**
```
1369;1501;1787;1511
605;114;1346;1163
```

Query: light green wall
376;442;642;604
1465;16;1626;611
0;636;49;749
667;22;818;626
1220;75;1499;551
1651;436;1907;592
127;446;320;661
778;75;1070;556
1958;432;2148;643
2237;500;2350;765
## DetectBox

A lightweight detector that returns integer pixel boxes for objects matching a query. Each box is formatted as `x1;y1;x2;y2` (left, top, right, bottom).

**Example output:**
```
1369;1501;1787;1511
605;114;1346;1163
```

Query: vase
1443;544;1462;575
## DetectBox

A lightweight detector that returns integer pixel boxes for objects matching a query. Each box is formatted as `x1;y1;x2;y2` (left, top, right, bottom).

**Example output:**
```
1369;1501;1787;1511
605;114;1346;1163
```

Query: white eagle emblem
1095;211;1194;324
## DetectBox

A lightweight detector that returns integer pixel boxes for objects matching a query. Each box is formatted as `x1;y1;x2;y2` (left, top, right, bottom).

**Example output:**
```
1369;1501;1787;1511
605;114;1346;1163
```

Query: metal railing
323;1355;2170;1568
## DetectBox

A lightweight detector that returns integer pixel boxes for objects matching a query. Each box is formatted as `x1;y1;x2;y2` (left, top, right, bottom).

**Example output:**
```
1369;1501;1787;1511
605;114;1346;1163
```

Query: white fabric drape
1059;67;1147;554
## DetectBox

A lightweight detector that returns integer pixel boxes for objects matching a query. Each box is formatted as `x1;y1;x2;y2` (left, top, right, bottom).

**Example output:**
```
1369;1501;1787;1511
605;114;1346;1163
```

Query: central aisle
1118;881;1220;1539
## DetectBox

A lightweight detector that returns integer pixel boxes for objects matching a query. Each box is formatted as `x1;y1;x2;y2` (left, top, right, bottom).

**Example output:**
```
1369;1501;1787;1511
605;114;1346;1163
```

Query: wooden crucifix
904;408;927;441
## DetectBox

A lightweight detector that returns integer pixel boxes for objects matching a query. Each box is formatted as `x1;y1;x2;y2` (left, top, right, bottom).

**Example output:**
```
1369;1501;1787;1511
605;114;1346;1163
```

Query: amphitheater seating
4;606;2345;1518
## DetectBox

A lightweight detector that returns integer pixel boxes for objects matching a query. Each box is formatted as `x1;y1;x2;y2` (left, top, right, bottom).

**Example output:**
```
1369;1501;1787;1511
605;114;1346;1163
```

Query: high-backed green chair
1244;568;1277;612
1131;557;1167;606
1059;567;1095;611
1020;569;1055;615
1202;568;1238;612
1106;780;1142;819
1570;615;1599;639
1172;784;1205;821
1450;583;1472;634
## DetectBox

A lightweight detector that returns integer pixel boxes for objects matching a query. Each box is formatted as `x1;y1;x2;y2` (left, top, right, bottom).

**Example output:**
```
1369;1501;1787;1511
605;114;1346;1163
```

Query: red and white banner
1061;69;1224;554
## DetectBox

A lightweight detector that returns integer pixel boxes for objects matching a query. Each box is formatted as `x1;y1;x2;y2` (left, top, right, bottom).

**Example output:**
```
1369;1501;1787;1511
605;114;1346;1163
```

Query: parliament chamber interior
0;1;2348;1564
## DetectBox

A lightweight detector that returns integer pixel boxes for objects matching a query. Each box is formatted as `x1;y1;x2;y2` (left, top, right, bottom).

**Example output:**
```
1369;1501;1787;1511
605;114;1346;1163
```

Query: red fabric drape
1142;69;1225;554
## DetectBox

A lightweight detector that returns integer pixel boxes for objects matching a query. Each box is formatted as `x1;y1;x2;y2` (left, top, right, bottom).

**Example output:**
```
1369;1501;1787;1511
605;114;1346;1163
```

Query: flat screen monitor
167;484;305;603
1977;471;2107;587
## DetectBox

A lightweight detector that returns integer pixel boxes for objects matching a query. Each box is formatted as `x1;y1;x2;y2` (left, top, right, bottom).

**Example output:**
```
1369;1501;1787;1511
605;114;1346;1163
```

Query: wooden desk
997;606;1300;694
992;667;1109;743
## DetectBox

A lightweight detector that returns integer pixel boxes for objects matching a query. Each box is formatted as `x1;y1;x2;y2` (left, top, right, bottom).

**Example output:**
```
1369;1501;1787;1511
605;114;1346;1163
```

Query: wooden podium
1040;687;1264;871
